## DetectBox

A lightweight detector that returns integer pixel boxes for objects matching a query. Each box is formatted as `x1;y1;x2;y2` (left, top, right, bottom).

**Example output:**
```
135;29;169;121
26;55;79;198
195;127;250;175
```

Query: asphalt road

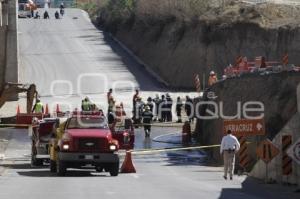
0;8;299;199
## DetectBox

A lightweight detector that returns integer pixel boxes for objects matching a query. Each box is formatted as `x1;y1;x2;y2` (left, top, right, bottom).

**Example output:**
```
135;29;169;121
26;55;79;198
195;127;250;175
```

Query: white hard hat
210;71;215;75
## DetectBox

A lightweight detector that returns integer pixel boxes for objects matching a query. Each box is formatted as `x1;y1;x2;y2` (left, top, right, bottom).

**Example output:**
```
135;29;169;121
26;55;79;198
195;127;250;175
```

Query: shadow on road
218;177;299;199
0;163;37;170
17;170;109;177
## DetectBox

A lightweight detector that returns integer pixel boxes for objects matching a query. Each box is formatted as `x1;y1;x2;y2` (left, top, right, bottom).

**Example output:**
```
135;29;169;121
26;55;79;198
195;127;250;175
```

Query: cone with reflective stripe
45;104;49;115
120;151;136;173
17;105;20;114
56;104;60;113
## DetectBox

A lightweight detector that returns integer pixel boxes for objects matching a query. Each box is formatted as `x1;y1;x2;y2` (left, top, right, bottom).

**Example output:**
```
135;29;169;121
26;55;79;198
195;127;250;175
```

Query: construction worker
133;97;144;127
208;71;218;86
176;97;183;123
160;95;167;122
142;105;153;137
220;130;240;180
185;96;193;123
81;97;91;111
153;94;160;121
132;89;140;110
146;97;154;112
32;99;44;113
108;96;115;114
107;88;113;104
166;93;173;122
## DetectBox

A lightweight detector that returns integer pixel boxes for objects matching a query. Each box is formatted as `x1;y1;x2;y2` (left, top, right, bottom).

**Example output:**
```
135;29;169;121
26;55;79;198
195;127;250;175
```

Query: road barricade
16;113;43;125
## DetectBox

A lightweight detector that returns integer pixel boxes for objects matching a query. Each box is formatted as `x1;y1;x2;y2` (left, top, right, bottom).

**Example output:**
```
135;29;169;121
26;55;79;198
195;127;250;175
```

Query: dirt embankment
92;0;300;88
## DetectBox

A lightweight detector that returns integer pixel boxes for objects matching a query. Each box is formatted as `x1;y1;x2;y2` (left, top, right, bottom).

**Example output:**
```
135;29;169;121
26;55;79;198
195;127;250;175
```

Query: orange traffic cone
45;104;49;115
16;105;20;114
56;104;60;113
120;151;136;173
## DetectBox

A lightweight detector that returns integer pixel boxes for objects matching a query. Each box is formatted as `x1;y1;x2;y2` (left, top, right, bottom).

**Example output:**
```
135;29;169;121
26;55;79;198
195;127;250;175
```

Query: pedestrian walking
176;97;183;123
220;130;240;180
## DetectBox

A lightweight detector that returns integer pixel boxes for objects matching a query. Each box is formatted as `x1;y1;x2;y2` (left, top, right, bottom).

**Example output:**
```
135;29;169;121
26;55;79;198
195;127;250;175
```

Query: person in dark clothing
34;12;40;19
185;96;193;123
166;93;173;122
43;11;50;19
160;95;167;122
142;106;153;137
176;97;183;123
107;111;115;126
146;97;154;112
55;11;60;19
133;97;144;127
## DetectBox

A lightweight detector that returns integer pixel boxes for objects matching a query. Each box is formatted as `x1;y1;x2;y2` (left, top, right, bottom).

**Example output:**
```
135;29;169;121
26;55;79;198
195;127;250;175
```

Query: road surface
0;8;299;199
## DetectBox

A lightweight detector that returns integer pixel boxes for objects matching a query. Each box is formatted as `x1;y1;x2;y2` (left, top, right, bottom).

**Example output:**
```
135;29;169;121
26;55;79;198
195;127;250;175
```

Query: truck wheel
109;162;119;177
56;158;67;176
31;155;43;166
50;160;57;173
95;166;103;172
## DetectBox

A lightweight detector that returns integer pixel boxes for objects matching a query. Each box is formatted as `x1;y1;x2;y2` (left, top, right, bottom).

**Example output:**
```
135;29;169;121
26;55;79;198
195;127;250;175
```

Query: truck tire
56;157;67;176
95;166;103;172
50;160;57;173
109;162;119;177
31;141;43;166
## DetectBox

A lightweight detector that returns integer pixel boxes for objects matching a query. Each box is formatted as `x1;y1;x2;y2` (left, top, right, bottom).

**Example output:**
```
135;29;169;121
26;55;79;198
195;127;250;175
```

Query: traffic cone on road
16;105;20;114
56;104;60;113
45;104;49;115
120;151;136;173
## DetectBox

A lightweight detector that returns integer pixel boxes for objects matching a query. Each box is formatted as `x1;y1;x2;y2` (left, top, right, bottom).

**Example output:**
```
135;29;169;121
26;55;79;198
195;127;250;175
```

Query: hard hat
210;71;215;75
145;105;150;110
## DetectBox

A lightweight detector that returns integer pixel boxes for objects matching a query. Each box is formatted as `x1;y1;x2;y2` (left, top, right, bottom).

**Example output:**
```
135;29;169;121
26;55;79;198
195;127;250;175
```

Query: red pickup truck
49;112;134;176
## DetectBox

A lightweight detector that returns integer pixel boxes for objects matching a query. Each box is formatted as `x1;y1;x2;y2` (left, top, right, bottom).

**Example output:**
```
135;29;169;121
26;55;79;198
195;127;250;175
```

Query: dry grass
78;0;223;19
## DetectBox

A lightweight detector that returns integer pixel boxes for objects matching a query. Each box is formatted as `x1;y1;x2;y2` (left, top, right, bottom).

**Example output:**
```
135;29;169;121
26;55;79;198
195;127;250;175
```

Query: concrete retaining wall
0;0;18;91
250;83;300;186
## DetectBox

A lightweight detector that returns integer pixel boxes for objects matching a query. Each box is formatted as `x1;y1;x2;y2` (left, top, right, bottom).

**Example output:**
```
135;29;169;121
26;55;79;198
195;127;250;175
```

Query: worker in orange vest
208;71;218;86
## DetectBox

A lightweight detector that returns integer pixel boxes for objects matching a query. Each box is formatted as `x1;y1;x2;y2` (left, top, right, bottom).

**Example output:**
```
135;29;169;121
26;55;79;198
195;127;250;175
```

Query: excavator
0;82;38;114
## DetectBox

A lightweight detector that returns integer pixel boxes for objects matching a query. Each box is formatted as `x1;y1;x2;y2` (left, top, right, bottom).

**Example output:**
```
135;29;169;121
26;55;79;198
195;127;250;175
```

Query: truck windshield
67;117;108;129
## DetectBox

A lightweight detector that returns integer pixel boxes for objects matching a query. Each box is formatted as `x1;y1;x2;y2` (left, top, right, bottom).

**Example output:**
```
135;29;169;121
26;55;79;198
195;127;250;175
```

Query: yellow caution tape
130;144;221;155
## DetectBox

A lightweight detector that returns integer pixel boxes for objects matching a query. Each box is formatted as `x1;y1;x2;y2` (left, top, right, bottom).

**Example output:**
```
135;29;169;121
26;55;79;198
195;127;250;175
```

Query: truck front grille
78;138;104;152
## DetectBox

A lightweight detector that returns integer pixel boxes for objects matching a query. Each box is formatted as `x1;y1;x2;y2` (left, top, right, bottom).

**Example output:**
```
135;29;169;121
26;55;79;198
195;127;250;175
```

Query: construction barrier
16;113;43;125
238;136;251;169
282;135;292;176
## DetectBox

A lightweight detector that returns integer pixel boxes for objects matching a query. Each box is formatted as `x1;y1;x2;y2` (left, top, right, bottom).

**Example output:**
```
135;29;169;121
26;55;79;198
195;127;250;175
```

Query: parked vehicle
31;118;59;166
49;112;122;176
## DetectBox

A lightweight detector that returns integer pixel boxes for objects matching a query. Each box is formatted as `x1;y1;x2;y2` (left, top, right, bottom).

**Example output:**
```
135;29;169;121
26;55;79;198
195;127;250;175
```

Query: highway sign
286;137;300;165
256;139;280;164
223;119;265;136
